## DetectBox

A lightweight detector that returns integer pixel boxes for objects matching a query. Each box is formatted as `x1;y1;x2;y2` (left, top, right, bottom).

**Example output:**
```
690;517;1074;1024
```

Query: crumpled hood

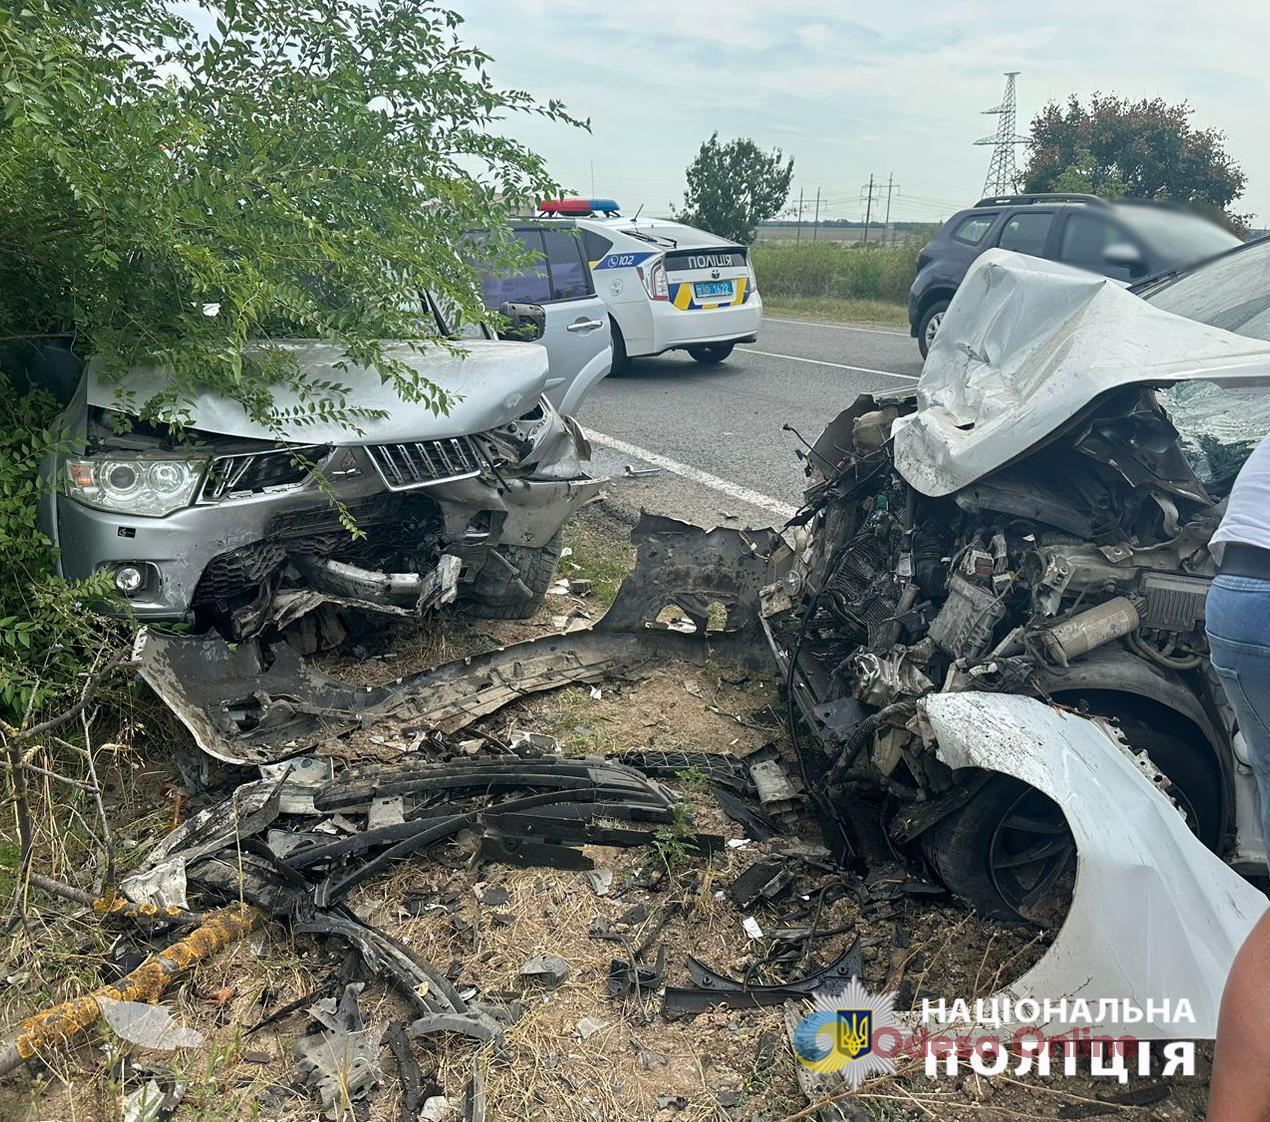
894;250;1270;497
86;339;549;444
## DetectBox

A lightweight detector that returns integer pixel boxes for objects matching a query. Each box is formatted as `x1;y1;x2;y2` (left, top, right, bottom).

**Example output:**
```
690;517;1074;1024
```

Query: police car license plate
693;280;733;299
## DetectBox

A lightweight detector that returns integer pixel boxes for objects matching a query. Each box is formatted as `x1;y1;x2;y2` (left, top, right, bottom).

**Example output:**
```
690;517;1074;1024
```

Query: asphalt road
576;315;925;527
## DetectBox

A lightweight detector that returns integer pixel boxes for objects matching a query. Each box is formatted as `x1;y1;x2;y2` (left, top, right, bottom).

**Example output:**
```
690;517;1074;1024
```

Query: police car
538;198;762;369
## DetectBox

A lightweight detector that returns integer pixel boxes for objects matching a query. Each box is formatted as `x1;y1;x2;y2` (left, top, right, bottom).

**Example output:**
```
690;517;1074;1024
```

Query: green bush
751;242;918;304
0;374;125;722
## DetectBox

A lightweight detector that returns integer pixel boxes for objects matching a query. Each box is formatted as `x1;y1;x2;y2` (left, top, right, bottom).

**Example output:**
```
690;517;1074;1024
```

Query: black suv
908;193;1240;356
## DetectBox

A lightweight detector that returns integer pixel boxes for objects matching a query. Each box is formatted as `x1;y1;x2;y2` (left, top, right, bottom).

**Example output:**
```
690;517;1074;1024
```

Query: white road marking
765;316;909;337
739;347;919;380
585;429;799;520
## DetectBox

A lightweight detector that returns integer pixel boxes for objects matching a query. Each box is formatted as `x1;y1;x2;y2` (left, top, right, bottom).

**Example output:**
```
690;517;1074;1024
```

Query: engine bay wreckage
95;251;1270;1105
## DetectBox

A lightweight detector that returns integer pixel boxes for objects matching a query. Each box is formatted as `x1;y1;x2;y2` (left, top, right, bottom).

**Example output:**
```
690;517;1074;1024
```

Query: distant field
751;241;917;308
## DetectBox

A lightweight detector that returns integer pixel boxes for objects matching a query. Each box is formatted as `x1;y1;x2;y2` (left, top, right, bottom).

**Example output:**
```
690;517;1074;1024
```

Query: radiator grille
366;438;482;489
200;445;323;502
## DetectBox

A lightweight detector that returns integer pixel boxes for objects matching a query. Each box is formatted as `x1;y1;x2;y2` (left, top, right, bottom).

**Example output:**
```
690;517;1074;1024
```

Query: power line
975;71;1029;197
859;175;881;244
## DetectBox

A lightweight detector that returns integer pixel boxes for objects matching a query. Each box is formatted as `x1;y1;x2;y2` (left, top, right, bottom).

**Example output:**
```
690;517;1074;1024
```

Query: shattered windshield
1147;239;1270;487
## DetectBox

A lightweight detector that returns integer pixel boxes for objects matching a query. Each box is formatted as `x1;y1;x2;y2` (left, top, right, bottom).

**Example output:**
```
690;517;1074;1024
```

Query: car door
482;225;611;416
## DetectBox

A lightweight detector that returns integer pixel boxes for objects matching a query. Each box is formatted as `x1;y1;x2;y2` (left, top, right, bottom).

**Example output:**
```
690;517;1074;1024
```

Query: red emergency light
537;197;621;216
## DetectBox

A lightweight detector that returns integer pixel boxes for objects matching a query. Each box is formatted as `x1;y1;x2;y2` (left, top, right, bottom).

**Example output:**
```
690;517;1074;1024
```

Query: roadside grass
752;240;917;304
558;502;635;610
762;294;909;330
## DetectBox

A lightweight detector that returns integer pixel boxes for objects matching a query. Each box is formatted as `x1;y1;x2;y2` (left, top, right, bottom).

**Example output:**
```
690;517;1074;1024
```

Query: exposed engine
765;386;1240;914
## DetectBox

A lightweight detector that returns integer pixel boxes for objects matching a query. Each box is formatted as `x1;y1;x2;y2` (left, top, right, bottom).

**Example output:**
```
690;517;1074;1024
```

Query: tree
0;0;578;717
1021;95;1246;223
678;133;793;245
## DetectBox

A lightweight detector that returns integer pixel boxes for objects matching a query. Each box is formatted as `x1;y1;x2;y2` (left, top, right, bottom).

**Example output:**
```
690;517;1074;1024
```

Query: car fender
920;691;1266;1039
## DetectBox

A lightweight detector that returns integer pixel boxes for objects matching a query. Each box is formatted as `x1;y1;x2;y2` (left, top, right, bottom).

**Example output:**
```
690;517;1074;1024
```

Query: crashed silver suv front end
39;340;600;637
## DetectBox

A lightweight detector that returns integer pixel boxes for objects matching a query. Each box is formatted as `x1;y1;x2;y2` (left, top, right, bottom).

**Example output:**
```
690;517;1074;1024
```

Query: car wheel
923;774;1075;925
687;343;734;365
921;713;1223;924
917;300;949;359
462;529;563;620
609;322;630;374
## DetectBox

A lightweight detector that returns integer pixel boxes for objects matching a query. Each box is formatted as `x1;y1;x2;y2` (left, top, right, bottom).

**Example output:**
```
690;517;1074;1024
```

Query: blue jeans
1207;574;1270;850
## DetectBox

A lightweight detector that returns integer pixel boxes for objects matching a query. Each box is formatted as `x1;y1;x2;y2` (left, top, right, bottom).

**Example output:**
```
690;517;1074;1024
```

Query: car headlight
67;457;206;517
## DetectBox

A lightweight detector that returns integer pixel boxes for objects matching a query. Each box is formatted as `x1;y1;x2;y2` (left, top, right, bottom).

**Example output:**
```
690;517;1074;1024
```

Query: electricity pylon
975;72;1029;197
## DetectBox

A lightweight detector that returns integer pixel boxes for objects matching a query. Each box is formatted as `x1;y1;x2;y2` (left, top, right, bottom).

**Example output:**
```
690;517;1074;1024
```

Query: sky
457;0;1269;226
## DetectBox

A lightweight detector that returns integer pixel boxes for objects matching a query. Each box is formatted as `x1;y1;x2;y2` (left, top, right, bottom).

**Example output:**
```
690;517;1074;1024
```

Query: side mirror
496;301;546;342
1104;242;1143;267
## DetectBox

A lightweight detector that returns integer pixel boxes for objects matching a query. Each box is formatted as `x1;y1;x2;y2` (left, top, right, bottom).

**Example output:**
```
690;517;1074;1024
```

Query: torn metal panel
138;513;777;765
899;249;1270;498
146;777;283;866
922;691;1267;1039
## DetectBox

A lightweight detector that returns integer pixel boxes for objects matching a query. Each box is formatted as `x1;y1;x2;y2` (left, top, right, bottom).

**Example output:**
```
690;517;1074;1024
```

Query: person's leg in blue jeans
1205;574;1270;1122
1206;574;1270;845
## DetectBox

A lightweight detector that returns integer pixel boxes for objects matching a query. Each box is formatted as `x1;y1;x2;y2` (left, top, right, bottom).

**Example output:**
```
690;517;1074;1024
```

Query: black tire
609;321;630;374
462;529;563;620
923;774;1075;925
922;704;1223;924
916;299;949;359
687;343;734;365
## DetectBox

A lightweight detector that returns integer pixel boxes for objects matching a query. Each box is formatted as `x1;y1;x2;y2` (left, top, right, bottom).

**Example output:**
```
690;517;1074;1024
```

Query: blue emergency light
538;198;621;216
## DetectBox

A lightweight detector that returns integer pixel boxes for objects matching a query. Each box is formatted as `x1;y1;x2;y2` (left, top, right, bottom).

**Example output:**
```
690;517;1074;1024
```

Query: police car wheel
609;322;630;374
687;343;734;365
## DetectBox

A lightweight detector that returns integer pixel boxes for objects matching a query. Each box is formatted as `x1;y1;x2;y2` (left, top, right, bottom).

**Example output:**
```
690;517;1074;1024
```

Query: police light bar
538;198;621;216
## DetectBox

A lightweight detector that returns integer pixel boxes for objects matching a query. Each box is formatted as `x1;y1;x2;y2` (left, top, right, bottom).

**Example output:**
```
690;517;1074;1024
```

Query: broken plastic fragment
576;1016;609;1041
741;916;764;940
519;954;569;989
121;1078;184;1122
98;999;205;1051
585;868;613;896
120;858;189;911
293;983;383;1118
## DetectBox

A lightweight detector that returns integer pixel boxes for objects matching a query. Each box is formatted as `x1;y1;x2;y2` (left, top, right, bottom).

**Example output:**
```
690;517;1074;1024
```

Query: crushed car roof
896;249;1270;497
87;339;550;444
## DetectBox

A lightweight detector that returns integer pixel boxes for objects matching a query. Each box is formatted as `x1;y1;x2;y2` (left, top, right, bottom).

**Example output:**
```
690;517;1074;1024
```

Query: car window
997;212;1054;257
951;215;993;246
582;229;614;263
543;229;590;299
1059;213;1123;269
1146;239;1270;486
1116;205;1241;265
479;228;550;307
1146;239;1270;342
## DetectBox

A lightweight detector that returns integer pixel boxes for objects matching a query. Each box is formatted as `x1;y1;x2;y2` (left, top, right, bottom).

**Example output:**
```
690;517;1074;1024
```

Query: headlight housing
67;457;206;517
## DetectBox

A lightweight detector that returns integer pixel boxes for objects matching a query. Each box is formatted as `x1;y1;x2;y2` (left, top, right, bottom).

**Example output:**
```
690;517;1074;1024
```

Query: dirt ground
0;502;1218;1121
